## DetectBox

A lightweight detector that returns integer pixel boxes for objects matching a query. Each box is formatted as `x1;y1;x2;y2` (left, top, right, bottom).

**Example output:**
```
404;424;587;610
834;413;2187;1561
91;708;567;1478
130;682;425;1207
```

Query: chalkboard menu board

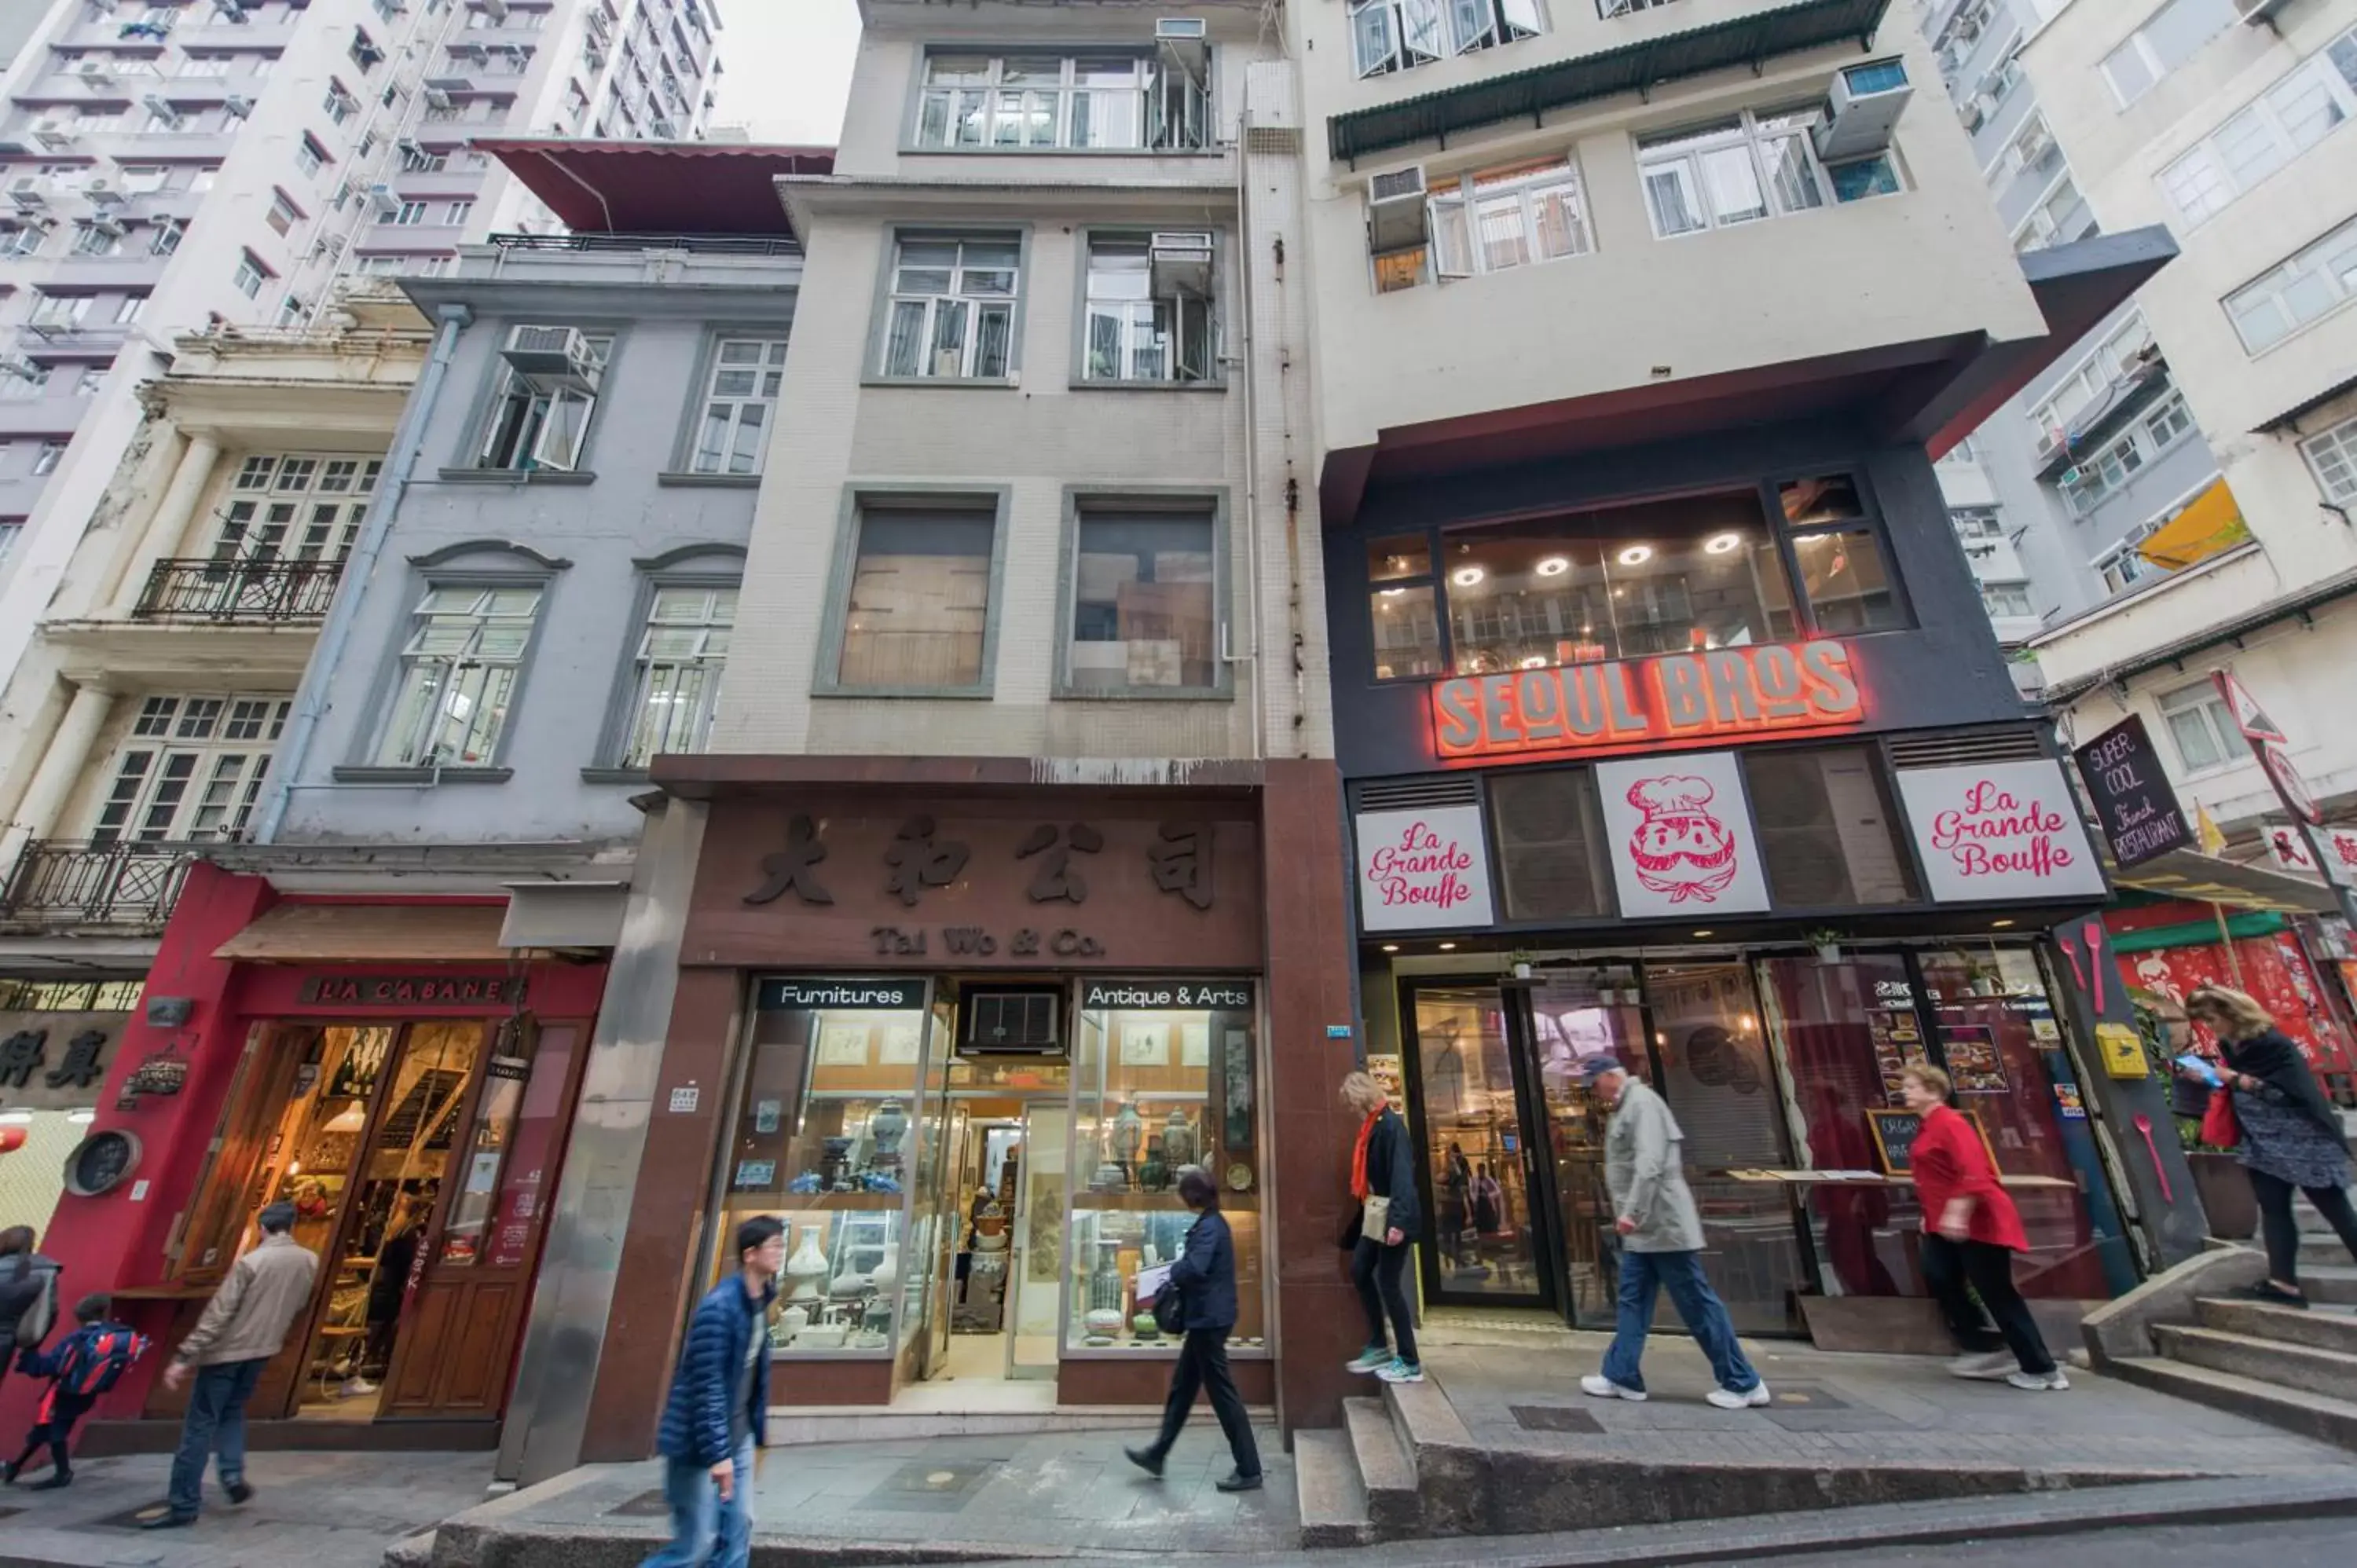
2073;715;2189;870
1865;1108;2000;1176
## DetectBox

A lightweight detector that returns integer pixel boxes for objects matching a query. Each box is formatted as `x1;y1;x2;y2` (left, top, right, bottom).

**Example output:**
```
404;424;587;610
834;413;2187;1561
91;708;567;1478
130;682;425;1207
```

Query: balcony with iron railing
134;557;345;621
0;840;196;932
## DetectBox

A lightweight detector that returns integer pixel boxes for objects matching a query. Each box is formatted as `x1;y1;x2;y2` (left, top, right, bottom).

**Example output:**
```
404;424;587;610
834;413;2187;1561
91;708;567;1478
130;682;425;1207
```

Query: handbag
1362;1193;1391;1242
2200;1086;2242;1149
1153;1281;1187;1335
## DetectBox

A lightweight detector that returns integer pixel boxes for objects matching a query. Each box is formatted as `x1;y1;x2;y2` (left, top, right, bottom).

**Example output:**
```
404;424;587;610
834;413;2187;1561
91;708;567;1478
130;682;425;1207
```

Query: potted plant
1508;947;1538;980
1805;928;1843;965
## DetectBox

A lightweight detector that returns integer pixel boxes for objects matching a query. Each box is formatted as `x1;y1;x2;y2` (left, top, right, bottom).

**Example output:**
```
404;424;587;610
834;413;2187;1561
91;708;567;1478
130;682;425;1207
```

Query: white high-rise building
0;0;723;716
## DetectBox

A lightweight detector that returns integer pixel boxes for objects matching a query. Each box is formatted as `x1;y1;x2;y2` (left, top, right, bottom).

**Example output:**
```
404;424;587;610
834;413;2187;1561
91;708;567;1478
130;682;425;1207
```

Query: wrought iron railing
134;557;343;621
0;840;196;929
488;230;801;258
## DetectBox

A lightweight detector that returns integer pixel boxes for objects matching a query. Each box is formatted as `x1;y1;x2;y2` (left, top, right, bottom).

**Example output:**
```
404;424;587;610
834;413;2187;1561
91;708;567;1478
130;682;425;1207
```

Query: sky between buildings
712;0;860;146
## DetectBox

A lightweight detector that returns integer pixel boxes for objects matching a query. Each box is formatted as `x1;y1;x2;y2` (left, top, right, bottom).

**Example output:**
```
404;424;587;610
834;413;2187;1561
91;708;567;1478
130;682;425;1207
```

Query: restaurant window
1367;533;1442;680
1064;504;1219;694
1439;488;1797;677
2158;678;2253;772
1489;767;1611;920
1069;985;1263;1354
1742;745;1918;908
829;503;998;692
1777;474;1908;632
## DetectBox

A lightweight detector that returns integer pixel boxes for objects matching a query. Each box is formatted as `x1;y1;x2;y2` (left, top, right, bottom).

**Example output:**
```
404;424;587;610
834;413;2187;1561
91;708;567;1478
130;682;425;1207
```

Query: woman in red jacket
1901;1064;2067;1391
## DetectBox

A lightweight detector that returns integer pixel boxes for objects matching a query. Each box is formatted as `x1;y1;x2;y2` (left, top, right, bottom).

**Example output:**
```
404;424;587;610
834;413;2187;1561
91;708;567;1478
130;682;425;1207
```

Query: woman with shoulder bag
2179;986;2357;1308
1124;1168;1262;1492
1340;1072;1423;1386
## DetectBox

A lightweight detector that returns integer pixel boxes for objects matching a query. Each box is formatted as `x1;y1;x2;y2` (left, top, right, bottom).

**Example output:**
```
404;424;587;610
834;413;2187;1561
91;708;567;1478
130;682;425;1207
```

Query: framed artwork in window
1119;1023;1168;1067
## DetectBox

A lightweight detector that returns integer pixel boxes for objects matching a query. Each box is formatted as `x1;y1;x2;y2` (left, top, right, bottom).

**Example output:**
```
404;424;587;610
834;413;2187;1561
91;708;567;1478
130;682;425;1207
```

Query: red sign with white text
1431;640;1864;762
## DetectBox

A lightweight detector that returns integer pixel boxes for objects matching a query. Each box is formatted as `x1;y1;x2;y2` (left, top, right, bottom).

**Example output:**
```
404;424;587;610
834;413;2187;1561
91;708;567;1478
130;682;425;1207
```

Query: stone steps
1292;1427;1373;1548
2195;1295;2357;1356
2107;1354;2357;1449
2154;1323;2357;1405
2309;1266;2357;1306
1343;1394;1420;1537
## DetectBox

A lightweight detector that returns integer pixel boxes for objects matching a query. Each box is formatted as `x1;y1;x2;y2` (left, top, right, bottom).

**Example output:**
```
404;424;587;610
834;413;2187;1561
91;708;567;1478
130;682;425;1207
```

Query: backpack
63;1326;150;1399
4;1257;59;1347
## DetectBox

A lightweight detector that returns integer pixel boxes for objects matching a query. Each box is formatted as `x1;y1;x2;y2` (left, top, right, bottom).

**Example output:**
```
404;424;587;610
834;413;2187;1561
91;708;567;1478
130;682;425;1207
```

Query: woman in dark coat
2182;985;2357;1306
1340;1071;1422;1384
1124;1167;1262;1491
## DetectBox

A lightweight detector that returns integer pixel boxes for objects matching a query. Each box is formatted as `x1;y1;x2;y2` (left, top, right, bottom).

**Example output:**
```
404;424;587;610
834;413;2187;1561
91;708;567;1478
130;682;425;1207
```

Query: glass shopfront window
1068;980;1263;1355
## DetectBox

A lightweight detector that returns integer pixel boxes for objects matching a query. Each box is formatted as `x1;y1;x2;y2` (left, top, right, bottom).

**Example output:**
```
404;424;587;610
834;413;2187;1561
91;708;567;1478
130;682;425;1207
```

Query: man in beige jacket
141;1201;318;1530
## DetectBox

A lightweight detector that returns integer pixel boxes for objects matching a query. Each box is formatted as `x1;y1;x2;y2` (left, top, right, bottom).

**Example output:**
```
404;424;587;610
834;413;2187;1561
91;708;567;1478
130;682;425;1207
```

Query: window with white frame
69;222;123;258
2157;27;2357;229
1430;157;1591;278
1349;0;1544;79
689;338;786;474
28;293;92;329
879;236;1019;381
2061;392;2194;515
1637;108;1891;237
2012;172;2096;254
914;50;1210;152
266;190;300;236
2094;522;2165;594
2158;678;2253;772
373;584;544;767
2304;413;2357;504
2028;313;2156;441
33;441;64;475
2225;215;2357;353
1951;506;2004;540
2;366;51;402
1980;581;2033;617
0;519;19;570
2;223;42;258
210;452;381;562
475;328;610;471
385;200;428;225
90;695;291;844
619;584;735;766
295;134;327;177
2102;0;2236;107
232;250;269;299
1989;111;2062;203
1065;505;1217;692
443;200;474;226
1083;233;1215;382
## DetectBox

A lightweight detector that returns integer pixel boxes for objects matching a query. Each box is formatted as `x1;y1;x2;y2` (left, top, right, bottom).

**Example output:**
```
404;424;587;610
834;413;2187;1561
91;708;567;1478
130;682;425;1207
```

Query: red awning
472;138;834;238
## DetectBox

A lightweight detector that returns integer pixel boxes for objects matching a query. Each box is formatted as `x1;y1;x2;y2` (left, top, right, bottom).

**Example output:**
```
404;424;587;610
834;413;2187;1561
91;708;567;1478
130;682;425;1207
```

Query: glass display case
1066;984;1264;1354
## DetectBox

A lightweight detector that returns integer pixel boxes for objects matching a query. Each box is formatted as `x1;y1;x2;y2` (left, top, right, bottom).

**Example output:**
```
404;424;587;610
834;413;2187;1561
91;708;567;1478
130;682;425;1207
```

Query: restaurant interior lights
1704;532;1743;554
1617;544;1653;566
1536;555;1571;576
1452;566;1486;586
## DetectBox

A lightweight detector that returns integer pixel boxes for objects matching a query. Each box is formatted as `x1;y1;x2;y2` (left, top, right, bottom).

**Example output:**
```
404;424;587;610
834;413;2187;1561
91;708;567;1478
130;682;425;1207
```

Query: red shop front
2105;899;2357;1092
6;865;608;1453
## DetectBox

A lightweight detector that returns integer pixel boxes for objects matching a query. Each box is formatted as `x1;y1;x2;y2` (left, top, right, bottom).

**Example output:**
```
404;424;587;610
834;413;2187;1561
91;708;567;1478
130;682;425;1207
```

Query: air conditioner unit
1959;97;1985;132
90;214;124;238
1155;16;1210;82
1815;57;1912;163
423;86;453;109
651;115;676;137
214;0;251;20
0;357;41;382
75;60;116;88
1366;164;1429;256
398;136;423;156
31;119;79;151
367;182;401;215
224;94;254;118
479;0;511;19
141;93;181;126
957;987;1065;1057
502;324;599;388
314;231;345;258
86;178;125;207
1149;230;1214;297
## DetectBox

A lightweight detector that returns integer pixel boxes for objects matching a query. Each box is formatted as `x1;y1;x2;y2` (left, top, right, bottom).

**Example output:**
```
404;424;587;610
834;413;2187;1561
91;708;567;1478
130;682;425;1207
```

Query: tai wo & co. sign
1354;805;1496;932
1896;760;2108;903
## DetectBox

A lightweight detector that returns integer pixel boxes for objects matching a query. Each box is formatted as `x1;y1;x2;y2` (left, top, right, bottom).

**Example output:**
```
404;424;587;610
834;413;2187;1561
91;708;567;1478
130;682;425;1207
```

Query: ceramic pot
871;1241;901;1296
869;1098;907;1171
1113;1101;1144;1166
779;1302;809;1346
1161;1109;1197;1171
785;1224;830;1302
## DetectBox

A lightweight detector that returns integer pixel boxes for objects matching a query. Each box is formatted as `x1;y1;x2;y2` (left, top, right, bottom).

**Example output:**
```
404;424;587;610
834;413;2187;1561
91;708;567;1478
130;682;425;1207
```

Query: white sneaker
341;1378;379;1396
2006;1368;2069;1391
1706;1382;1771;1410
1345;1346;1391;1375
1375;1357;1425;1384
1947;1350;2016;1381
1580;1373;1647;1402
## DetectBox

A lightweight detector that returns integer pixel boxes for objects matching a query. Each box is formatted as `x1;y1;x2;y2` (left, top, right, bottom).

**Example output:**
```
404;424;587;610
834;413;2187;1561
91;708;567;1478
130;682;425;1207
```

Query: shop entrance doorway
918;1081;1069;1387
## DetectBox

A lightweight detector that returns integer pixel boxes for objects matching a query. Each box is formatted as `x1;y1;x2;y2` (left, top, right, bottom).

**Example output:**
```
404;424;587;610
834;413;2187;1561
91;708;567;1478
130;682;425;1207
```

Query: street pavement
1718;1514;2357;1566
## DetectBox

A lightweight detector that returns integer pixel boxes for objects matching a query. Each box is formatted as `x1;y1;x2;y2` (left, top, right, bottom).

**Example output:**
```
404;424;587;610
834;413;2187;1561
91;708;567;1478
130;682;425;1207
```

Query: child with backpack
5;1295;148;1489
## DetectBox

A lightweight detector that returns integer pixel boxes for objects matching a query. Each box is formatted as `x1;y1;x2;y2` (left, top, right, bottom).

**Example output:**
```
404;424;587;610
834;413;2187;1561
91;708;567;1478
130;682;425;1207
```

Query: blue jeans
640;1437;754;1568
1600;1248;1760;1395
166;1358;266;1519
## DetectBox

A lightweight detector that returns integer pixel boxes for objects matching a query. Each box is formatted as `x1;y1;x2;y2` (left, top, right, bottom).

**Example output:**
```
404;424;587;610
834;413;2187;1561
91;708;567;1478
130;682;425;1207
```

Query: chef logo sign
1432;640;1863;762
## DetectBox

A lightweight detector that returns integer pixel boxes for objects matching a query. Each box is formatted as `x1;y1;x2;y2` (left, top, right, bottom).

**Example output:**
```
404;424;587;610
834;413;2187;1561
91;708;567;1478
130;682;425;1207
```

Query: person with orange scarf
1339;1072;1422;1384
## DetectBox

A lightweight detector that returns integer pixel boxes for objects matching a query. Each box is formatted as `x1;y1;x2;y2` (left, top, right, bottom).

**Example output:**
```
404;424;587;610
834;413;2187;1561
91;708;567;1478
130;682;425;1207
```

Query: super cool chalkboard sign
1865;1108;2000;1176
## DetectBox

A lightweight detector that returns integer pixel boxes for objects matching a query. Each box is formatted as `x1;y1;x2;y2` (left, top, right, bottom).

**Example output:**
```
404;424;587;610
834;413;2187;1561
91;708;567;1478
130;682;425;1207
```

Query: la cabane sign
1895;760;2108;904
1432;640;1864;762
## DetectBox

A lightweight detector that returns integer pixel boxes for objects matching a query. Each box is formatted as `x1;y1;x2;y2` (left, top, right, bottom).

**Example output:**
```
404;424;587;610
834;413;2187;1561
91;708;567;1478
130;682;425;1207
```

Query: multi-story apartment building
1915;0;2234;661
2018;2;2357;853
0;0;720;730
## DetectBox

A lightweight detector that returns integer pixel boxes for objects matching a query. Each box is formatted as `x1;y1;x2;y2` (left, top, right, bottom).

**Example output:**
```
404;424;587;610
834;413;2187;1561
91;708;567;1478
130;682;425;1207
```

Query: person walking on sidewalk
0;1226;62;1408
1578;1054;1769;1410
1339;1071;1423;1386
2180;985;2357;1309
142;1200;319;1530
643;1214;783;1568
1901;1064;2067;1391
6;1294;148;1489
1124;1167;1263;1493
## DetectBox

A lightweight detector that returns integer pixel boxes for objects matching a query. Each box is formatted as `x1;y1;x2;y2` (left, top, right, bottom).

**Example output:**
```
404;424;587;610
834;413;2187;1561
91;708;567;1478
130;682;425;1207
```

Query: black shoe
1216;1471;1264;1493
2240;1281;2311;1309
28;1471;71;1491
1;1460;16;1485
138;1509;196;1530
225;1480;254;1506
1123;1445;1165;1478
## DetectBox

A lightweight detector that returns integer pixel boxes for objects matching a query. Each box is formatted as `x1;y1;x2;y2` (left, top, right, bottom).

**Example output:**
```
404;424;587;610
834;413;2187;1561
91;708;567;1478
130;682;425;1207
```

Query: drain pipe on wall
252;302;471;844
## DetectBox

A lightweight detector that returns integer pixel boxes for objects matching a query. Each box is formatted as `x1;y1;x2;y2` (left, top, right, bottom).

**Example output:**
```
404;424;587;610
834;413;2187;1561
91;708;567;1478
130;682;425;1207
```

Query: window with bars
372;585;543;767
619;585;735;766
2303;413;2357;505
691;338;786;474
90;695;291;844
1082;235;1215;383
1350;0;1544;79
913;50;1209;152
879;236;1019;381
210;452;381;562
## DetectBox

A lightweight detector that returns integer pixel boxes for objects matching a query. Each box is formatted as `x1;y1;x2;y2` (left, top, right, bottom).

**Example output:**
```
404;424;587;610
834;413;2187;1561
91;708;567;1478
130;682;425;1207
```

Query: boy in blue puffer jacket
7;1295;148;1489
643;1215;783;1568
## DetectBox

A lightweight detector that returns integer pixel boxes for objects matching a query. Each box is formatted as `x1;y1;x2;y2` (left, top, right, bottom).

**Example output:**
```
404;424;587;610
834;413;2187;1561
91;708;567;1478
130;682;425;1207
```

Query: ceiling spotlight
1618;544;1653;566
1379;586;1406;597
1452;566;1486;587
1536;555;1571;577
1704;532;1743;555
1381;943;1400;952
1692;929;1714;938
1519;655;1549;669
1438;941;1457;951
1992;918;2015;929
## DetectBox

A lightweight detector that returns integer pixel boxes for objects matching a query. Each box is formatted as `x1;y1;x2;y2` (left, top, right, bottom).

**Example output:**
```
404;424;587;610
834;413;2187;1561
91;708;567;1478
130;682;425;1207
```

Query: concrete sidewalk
0;1449;494;1568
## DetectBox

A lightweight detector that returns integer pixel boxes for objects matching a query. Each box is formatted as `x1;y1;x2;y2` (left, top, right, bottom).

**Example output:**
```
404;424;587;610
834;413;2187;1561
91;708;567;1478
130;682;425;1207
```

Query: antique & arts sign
2071;714;2188;870
1431;640;1864;762
1354;805;1496;932
1895;760;2107;903
1593;752;1771;918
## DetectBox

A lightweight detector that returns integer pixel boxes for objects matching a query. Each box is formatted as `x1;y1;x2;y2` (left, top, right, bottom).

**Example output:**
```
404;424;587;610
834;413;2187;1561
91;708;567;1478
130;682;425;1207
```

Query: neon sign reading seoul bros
1431;640;1864;761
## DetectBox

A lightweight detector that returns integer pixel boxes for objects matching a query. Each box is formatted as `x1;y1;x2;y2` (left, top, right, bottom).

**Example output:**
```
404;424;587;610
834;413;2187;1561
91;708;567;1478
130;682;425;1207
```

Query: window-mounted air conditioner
315;232;346;258
86;178;124;207
0;357;42;383
214;0;251;21
366;182;401;215
424;86;454;109
1366;163;1428;256
478;0;512;20
31;119;79;151
503;324;599;389
957;987;1065;1057
1149;230;1214;298
224;94;255;118
141;93;182;126
1155;16;1210;82
90;214;124;238
1959;97;1985;132
75;60;116;89
1815;57;1912;163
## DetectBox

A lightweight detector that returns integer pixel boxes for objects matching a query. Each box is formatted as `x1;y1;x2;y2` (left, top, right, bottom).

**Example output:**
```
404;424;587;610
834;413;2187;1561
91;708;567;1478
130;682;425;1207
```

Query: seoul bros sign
1430;639;1864;761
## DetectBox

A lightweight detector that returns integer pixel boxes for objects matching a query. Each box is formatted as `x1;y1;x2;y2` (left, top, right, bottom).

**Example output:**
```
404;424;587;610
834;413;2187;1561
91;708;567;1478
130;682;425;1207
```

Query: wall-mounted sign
64;1128;141;1197
297;974;527;1006
1895;760;2107;903
2215;669;2323;826
1593;752;1771;918
1078;980;1255;1011
1354;805;1496;932
2265;824;2357;888
757;977;927;1011
2072;715;2188;870
0;1012;130;1113
1431;640;1864;762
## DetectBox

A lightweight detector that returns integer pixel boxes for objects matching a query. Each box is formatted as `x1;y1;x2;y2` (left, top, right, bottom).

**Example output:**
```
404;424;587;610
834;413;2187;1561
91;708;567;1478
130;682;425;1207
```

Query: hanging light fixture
323;1099;367;1134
